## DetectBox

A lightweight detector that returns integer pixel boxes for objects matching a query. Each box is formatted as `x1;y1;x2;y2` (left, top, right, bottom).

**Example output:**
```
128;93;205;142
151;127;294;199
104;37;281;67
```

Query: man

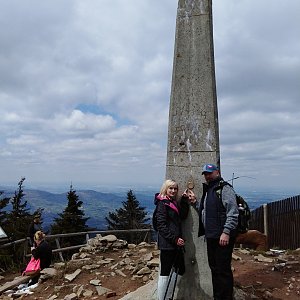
28;213;42;247
189;163;239;300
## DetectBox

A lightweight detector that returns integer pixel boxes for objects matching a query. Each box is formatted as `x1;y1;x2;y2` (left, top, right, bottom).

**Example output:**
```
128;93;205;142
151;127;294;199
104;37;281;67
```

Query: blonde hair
34;230;45;242
159;179;178;199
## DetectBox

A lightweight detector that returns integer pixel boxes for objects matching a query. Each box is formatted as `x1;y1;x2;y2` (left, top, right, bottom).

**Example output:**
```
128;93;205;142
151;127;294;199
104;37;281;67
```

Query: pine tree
0;192;10;269
4;177;31;241
0;191;9;226
50;185;90;248
105;190;149;243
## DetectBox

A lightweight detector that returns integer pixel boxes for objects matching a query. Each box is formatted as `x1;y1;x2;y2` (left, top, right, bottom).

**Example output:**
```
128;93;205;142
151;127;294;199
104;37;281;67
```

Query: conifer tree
0;191;9;226
0;191;10;269
51;185;90;247
4;177;31;241
105;190;149;242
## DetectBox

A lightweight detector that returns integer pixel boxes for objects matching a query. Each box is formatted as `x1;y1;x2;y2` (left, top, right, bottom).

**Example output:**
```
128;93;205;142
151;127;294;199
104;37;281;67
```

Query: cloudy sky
0;0;299;192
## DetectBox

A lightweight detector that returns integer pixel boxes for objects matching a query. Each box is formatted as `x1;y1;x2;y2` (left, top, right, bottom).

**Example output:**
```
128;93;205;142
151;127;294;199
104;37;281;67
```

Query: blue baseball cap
202;164;219;174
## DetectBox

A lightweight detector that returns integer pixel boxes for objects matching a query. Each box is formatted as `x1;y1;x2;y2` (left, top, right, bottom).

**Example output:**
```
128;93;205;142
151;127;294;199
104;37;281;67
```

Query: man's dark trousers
207;237;235;300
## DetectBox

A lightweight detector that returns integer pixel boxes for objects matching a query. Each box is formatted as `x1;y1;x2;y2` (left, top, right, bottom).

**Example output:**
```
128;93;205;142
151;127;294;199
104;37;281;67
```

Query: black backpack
152;199;170;231
215;181;251;234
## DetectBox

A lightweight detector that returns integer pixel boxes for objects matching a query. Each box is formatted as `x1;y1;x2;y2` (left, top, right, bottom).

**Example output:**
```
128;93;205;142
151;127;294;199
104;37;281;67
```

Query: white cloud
52;110;116;134
0;0;299;191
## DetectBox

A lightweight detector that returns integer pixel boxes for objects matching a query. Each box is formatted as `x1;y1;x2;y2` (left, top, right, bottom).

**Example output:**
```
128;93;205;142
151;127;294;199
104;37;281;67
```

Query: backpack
152;199;169;231
215;181;251;234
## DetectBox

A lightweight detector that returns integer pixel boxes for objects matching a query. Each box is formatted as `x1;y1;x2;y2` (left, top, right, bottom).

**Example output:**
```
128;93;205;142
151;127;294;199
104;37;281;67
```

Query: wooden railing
0;229;152;263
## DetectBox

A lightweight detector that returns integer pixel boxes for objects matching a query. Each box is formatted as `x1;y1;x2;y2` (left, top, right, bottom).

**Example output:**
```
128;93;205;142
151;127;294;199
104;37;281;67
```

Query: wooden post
263;204;268;236
85;233;90;243
55;238;64;262
23;239;29;263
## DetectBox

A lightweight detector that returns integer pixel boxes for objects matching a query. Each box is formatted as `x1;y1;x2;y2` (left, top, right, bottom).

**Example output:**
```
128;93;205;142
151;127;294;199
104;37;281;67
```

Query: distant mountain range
0;187;155;230
1;186;298;231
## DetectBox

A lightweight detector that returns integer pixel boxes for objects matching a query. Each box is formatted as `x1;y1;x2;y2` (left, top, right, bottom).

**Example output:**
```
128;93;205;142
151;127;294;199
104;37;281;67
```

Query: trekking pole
169;267;179;300
163;246;183;300
170;246;185;299
163;267;174;300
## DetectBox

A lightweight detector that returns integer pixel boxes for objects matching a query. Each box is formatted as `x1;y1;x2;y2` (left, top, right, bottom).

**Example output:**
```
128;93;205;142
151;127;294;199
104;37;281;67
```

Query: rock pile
1;235;300;299
0;234;159;299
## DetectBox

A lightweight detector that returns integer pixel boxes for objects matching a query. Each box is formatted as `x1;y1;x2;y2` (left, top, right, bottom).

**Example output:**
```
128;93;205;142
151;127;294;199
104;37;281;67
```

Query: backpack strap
214;180;233;200
200;180;232;207
214;180;232;191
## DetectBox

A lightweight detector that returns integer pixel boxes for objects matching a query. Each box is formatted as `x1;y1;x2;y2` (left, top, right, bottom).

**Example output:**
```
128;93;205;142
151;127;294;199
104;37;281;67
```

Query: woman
155;179;189;300
29;231;52;285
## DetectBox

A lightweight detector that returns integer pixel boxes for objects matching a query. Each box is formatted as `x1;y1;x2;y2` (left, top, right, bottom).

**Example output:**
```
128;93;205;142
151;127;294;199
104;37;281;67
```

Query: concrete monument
166;0;219;299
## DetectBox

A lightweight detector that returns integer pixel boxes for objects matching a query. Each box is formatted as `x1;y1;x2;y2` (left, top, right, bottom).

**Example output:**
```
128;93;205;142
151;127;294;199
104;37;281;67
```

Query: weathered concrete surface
165;0;219;299
120;275;157;300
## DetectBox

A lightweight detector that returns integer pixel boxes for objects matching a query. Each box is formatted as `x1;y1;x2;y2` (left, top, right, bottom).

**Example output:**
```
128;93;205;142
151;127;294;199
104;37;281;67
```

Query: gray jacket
196;177;239;238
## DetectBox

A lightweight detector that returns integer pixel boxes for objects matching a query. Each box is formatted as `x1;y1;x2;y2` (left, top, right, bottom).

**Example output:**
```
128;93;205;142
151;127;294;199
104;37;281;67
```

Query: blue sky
0;0;299;193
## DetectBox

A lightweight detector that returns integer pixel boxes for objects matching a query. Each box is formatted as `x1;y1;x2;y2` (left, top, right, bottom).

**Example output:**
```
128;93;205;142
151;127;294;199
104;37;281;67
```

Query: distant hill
0;187;155;231
1;185;297;231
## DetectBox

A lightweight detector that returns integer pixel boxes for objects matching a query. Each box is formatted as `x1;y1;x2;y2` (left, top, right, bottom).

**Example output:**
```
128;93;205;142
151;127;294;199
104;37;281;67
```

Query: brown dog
236;230;268;251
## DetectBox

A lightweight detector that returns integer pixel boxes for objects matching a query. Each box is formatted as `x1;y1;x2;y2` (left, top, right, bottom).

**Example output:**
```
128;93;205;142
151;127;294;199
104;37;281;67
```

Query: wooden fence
250;195;300;250
3;194;299;262
0;229;152;266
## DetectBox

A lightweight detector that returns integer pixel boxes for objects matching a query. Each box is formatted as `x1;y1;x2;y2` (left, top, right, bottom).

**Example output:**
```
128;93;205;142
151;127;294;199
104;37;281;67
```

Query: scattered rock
147;258;159;268
89;279;101;286
254;254;273;263
82;289;93;297
1;236;299;300
64;293;78;300
95;286;113;296
65;269;81;282
232;253;242;261
115;269;127;277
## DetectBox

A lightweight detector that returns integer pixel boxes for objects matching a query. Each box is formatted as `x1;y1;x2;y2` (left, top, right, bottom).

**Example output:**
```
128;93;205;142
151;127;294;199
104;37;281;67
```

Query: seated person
29;231;52;285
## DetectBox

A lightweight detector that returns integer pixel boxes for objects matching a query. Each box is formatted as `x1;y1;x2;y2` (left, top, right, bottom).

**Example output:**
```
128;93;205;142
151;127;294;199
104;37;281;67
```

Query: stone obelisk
166;0;219;299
